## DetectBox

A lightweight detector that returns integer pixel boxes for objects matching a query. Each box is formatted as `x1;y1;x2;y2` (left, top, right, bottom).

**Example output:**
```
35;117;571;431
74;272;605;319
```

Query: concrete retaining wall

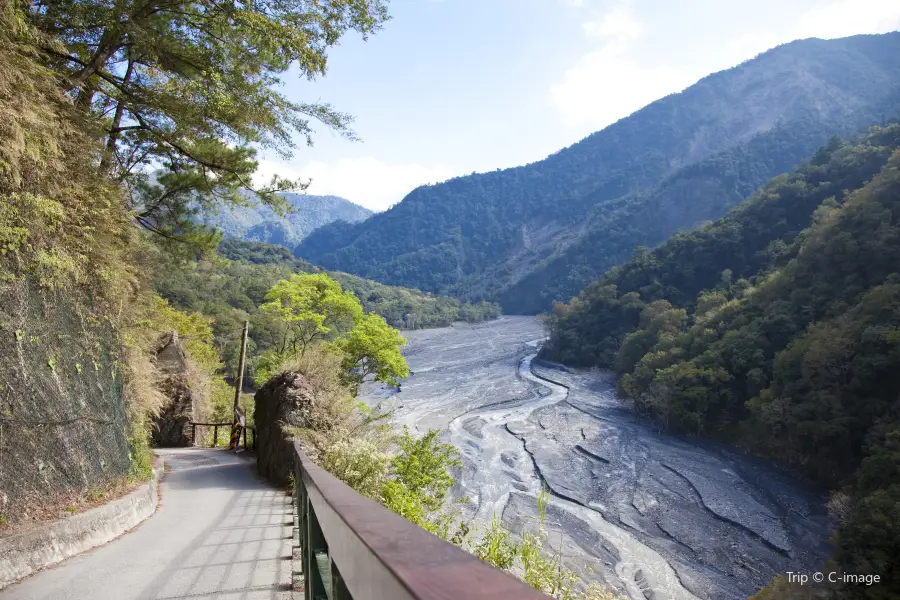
0;459;164;589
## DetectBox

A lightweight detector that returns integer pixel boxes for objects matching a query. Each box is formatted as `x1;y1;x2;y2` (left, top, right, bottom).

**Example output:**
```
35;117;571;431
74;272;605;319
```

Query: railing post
213;425;218;447
295;456;306;599
306;501;329;600
331;559;351;600
191;423;196;446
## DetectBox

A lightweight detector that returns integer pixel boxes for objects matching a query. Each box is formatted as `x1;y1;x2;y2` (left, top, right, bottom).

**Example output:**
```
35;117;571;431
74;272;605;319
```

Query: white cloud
794;0;900;40
550;0;900;130
719;0;900;69
549;46;694;128
550;0;696;129
581;2;642;38
254;157;453;212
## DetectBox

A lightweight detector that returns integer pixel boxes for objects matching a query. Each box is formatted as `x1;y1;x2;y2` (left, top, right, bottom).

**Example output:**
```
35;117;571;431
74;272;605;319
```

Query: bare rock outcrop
151;332;195;447
254;371;317;485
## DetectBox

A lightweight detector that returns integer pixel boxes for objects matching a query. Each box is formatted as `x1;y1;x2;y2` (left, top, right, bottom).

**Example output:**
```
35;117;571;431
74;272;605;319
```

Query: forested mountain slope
297;33;900;313
154;239;499;373
542;125;900;598
199;193;372;248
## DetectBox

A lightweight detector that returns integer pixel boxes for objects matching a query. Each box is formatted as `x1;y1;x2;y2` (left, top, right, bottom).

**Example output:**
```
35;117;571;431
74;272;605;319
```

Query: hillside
154;239;500;374
296;33;900;313
542;125;900;598
200;193;372;248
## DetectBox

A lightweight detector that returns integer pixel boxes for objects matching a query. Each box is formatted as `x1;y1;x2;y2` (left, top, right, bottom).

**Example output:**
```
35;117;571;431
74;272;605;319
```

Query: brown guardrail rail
292;440;552;600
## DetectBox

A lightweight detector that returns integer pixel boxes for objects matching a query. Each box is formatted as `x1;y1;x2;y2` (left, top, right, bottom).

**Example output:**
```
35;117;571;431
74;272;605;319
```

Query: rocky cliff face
151;332;195;447
254;371;318;485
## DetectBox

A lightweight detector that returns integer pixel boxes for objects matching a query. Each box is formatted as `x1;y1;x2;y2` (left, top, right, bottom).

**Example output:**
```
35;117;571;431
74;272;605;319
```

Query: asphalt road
0;449;293;600
361;316;830;600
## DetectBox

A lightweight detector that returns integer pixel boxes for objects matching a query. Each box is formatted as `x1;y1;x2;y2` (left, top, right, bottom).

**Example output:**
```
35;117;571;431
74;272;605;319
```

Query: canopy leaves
27;0;389;245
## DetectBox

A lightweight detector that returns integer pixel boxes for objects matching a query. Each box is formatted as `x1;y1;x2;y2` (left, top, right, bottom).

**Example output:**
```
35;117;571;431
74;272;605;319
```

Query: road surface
0;449;293;600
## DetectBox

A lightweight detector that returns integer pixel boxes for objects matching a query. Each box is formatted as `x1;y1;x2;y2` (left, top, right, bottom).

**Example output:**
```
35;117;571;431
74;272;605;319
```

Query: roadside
0;456;164;589
0;448;293;600
0;455;163;541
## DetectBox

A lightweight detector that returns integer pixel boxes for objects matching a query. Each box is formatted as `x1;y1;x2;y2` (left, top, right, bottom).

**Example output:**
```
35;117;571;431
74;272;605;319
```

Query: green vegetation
297;33;900;314
261;273;363;358
253;272;408;391
29;0;389;248
0;0;389;524
155;238;499;375
1;0;156;520
543;125;900;599
281;363;621;599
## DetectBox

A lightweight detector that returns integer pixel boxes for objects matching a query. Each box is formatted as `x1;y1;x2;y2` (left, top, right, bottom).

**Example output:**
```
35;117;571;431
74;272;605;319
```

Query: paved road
1;449;293;600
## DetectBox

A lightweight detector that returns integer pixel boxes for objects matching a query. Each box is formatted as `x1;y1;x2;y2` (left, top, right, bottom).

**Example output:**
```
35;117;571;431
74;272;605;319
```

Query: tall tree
336;311;409;389
260;272;362;356
27;0;389;244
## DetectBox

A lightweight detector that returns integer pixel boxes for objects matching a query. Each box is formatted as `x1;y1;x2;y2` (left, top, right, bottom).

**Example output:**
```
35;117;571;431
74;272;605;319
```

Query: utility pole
230;320;249;449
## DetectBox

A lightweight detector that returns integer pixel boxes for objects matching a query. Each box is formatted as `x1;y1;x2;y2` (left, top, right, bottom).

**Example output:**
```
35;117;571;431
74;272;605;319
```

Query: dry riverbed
359;316;830;600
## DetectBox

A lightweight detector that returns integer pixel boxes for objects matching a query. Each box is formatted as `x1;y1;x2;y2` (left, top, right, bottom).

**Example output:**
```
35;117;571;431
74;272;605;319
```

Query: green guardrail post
306;502;329;600
331;559;351;600
295;460;306;598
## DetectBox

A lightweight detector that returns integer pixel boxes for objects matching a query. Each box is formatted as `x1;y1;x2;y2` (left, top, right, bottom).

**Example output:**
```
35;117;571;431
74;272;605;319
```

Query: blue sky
255;0;900;211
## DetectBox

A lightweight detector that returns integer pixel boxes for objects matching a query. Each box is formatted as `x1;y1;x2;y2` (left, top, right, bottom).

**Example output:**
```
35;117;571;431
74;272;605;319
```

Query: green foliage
154;238;499;375
320;438;391;500
146;296;222;373
28;0;390;248
543;124;900;370
297;33;900;313
0;2;162;522
252;272;409;392
380;427;464;539
750;576;820;600
260;272;362;356
336;312;409;389
298;387;621;599
387;428;461;513
474;515;518;570
544;127;900;598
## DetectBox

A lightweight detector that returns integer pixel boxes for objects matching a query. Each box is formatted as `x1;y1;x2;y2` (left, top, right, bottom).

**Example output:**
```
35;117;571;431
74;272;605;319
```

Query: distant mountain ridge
295;32;900;313
201;193;372;248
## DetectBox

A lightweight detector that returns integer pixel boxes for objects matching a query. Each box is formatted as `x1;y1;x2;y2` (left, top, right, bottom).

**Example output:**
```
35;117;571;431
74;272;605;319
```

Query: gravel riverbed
359;316;830;600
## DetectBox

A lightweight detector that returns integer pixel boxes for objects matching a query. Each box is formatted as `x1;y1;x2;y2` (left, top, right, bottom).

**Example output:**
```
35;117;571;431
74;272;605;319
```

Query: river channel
359;316;830;600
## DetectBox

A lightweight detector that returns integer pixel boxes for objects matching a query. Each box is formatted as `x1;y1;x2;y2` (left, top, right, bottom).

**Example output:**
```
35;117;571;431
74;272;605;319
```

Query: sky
254;0;900;212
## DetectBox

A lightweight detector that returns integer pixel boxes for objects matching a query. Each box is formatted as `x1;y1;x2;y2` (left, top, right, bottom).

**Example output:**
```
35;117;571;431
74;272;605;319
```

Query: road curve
0;449;293;600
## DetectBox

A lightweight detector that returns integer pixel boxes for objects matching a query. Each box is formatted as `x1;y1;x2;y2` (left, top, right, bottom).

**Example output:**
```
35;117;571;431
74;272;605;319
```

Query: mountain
296;33;900;313
201;193;372;248
541;125;900;598
154;239;500;372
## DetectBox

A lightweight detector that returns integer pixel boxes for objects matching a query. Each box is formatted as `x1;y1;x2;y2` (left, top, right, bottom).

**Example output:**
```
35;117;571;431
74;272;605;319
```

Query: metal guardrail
189;422;256;450
292;440;551;600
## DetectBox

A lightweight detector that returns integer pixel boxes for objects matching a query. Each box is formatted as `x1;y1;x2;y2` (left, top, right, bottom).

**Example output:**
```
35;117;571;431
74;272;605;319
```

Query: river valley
359;316;831;600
